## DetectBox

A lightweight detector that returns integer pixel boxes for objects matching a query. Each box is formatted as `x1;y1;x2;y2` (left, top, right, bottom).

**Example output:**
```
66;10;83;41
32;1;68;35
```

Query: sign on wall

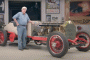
65;0;90;24
70;1;90;16
46;0;60;14
0;0;4;14
46;15;51;22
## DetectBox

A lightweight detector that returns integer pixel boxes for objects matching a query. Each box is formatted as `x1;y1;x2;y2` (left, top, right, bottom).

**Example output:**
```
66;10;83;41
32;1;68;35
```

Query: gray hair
21;6;27;10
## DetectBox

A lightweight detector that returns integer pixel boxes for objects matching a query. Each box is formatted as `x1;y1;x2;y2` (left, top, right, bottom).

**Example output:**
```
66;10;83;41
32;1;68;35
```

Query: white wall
41;0;46;23
4;0;9;25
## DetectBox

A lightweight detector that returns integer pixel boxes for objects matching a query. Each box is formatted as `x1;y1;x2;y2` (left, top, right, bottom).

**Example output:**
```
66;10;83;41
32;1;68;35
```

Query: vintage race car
0;20;90;58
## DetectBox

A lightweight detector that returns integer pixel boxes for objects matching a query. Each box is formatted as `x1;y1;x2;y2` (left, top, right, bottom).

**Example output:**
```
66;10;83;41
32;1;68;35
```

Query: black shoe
19;49;23;51
23;47;29;50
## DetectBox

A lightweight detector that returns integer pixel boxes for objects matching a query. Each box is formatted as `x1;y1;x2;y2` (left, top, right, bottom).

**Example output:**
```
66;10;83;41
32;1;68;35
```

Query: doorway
9;1;41;22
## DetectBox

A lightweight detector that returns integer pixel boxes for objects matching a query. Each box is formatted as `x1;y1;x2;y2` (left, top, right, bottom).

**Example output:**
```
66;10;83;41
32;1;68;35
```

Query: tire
34;40;42;45
0;29;7;46
47;31;69;58
76;32;90;52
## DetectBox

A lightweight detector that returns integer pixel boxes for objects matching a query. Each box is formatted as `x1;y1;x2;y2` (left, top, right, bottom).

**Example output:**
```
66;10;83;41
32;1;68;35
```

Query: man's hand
16;23;19;26
29;21;34;24
14;19;19;26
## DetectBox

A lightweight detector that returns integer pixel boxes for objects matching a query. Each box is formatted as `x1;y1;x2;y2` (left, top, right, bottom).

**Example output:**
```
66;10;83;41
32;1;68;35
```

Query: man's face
22;9;26;14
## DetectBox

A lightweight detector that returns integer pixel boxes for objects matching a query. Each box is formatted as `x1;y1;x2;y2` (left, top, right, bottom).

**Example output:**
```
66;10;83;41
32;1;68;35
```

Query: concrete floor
0;41;90;60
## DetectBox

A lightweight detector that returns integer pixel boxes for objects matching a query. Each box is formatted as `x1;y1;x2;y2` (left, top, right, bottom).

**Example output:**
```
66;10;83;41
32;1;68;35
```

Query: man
12;6;33;51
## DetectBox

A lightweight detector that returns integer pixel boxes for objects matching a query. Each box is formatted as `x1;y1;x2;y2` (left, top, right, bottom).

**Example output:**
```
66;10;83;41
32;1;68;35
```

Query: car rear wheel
0;29;7;46
76;32;90;52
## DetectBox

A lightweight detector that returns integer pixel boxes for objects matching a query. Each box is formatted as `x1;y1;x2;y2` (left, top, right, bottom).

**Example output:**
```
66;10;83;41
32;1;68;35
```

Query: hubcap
49;35;64;54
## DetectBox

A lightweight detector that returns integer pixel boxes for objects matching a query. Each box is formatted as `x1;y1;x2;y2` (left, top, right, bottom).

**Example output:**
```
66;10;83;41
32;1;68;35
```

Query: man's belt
19;25;27;26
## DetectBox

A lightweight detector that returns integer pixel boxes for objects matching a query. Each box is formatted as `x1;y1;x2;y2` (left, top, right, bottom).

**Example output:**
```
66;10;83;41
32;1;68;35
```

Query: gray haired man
12;6;33;50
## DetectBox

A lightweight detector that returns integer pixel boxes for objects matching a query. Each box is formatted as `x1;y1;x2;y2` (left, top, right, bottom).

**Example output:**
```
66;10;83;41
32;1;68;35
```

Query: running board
27;36;47;41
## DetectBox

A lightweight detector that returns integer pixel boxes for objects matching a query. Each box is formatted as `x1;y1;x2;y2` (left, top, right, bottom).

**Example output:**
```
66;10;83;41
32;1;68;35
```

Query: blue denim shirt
12;12;30;25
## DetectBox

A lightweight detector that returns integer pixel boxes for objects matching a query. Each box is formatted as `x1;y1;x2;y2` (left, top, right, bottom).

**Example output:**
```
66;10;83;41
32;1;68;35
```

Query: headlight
77;26;82;30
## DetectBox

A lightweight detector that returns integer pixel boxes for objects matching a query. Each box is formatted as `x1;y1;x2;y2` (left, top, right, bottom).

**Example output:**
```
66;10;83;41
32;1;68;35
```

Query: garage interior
9;1;41;22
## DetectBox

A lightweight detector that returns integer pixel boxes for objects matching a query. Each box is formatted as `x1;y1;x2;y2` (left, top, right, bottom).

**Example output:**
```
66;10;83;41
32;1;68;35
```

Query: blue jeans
17;25;27;49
